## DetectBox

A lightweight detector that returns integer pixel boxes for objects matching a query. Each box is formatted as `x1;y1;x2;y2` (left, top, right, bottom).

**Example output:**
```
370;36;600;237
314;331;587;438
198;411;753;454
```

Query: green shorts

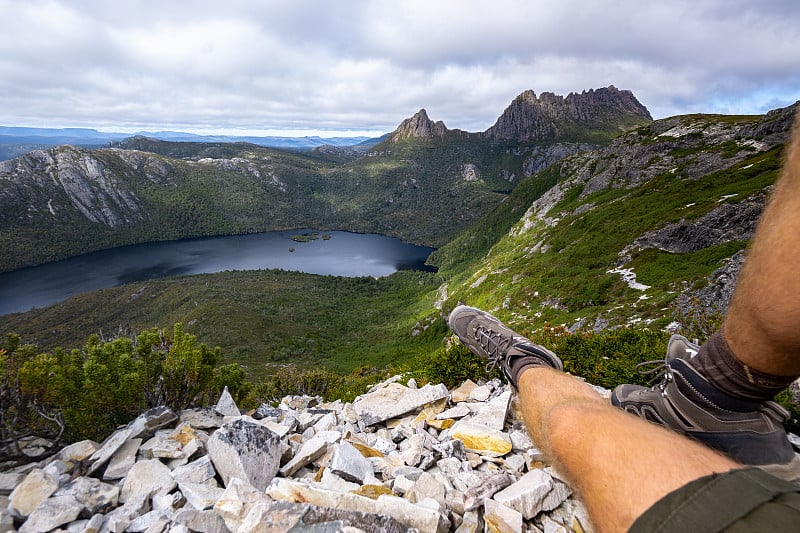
630;467;800;533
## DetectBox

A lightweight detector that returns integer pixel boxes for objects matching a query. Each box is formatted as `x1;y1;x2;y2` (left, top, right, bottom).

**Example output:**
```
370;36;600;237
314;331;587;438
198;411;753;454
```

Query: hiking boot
448;305;562;386
611;334;800;481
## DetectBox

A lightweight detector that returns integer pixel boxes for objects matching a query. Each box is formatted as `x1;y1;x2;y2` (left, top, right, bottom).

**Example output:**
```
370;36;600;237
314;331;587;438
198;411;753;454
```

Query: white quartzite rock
329;440;373;483
494;468;561;519
214;386;240;417
266;477;450;533
463;472;514;511
0;472;24;494
126;406;179;440
279;436;328;477
214;477;270;532
18;494;82;533
173;508;228;533
207;417;281;490
8;468;59;517
171;455;217;485
484;498;524;533
127;510;171;533
4;377;605;533
353;383;449;425
55;476;119;514
86;427;134;476
103;437;142;480
180;481;225;511
54;439;98;463
467;389;512;431
119;459;176;504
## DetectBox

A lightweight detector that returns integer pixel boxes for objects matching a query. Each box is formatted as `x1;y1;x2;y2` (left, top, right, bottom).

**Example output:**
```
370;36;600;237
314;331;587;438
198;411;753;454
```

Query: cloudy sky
1;0;798;137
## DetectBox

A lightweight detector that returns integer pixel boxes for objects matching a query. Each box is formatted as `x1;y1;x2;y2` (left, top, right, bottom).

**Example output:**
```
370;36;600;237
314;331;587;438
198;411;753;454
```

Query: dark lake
0;230;435;316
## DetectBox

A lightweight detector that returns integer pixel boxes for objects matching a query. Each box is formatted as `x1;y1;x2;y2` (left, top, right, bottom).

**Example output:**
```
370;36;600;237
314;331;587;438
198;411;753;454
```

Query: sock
509;359;543;388
690;329;798;402
507;345;553;387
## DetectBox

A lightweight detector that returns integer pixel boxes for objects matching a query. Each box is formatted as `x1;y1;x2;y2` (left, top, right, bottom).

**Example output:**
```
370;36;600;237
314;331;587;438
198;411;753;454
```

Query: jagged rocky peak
390;109;449;142
484;86;653;142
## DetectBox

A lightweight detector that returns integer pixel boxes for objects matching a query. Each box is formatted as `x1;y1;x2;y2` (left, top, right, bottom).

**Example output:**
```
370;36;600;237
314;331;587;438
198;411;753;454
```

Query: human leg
516;366;739;533
724;109;800;378
685;110;800;398
447;306;740;532
611;111;800;478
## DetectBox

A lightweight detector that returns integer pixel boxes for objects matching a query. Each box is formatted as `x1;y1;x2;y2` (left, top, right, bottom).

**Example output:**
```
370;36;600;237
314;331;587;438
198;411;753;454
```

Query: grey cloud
0;0;798;133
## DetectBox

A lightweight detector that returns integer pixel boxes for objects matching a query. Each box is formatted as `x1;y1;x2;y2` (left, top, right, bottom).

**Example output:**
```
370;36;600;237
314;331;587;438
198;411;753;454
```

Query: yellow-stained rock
352;484;395;499
427;418;454;430
169;424;197;447
452;423;512;457
412;398;448;426
451;379;478;403
349;441;384;458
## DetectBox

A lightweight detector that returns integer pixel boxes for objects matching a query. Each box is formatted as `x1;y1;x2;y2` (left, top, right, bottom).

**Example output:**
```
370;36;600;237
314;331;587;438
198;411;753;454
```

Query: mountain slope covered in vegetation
1;91;797;394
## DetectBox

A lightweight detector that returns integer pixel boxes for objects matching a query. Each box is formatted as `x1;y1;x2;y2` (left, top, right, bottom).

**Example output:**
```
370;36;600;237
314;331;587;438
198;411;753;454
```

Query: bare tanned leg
726;112;800;376
517;367;740;533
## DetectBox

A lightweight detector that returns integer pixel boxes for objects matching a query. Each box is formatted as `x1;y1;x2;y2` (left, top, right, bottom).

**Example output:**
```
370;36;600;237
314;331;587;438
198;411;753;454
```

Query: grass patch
631;241;747;287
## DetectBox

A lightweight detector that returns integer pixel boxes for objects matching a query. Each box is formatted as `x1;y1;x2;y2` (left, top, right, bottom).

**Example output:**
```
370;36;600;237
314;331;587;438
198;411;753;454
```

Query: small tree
0;334;66;463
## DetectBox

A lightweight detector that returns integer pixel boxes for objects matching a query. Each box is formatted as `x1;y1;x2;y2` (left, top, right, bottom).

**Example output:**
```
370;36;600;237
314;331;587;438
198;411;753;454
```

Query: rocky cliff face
390;109;449;142
484;86;652;142
1;378;599;533
0;146;169;228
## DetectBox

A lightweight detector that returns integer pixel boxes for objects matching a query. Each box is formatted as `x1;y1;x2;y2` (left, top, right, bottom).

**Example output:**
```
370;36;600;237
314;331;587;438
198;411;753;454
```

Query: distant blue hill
0;126;380;161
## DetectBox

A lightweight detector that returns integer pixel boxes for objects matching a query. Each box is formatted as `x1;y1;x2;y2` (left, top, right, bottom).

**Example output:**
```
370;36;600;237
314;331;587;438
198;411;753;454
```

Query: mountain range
0;126;376;162
0;86;652;272
1;86;795;374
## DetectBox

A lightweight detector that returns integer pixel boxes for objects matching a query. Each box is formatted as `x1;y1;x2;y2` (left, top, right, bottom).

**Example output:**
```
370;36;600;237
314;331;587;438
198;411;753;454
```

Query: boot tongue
670;358;763;413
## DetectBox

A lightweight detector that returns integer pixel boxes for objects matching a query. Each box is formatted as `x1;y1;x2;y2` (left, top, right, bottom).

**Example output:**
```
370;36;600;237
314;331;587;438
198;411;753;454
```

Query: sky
1;0;799;138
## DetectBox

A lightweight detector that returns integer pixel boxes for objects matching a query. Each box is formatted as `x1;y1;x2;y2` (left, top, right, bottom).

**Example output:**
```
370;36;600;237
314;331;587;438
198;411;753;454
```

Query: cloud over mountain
0;0;798;134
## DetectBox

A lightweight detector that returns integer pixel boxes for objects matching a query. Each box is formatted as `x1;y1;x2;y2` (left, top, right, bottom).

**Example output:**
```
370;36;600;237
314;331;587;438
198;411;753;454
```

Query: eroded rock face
1;376;687;533
484;86;652;142
0;146;145;227
390;109;449;142
625;189;768;256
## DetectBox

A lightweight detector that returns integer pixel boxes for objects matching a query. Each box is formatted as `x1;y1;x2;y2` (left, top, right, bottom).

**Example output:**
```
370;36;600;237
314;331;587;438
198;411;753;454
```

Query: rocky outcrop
674;250;746;320
516;103;798;237
1;380;597;532
484;86;652;142
620;189;769;258
390;109;449;142
579;103;797;198
0;146;149;227
522;143;593;176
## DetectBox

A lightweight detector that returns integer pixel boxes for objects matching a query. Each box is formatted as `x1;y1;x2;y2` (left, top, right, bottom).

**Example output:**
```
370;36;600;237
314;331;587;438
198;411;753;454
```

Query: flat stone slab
451;422;513;457
353;383;449;426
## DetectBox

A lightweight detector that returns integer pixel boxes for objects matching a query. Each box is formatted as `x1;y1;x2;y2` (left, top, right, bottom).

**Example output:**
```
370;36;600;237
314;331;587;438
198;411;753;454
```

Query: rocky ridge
390;110;450;142
0;148;146;228
389;87;651;145
1;377;599;533
484;87;652;142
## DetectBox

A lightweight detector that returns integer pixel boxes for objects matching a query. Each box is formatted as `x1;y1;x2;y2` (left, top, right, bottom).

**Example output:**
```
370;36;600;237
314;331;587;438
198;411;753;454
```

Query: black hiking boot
448;305;562;387
611;334;800;482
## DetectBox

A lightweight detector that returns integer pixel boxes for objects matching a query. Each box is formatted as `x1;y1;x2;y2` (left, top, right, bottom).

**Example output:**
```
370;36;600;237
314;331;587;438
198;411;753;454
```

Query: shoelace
635;359;673;395
474;325;512;374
